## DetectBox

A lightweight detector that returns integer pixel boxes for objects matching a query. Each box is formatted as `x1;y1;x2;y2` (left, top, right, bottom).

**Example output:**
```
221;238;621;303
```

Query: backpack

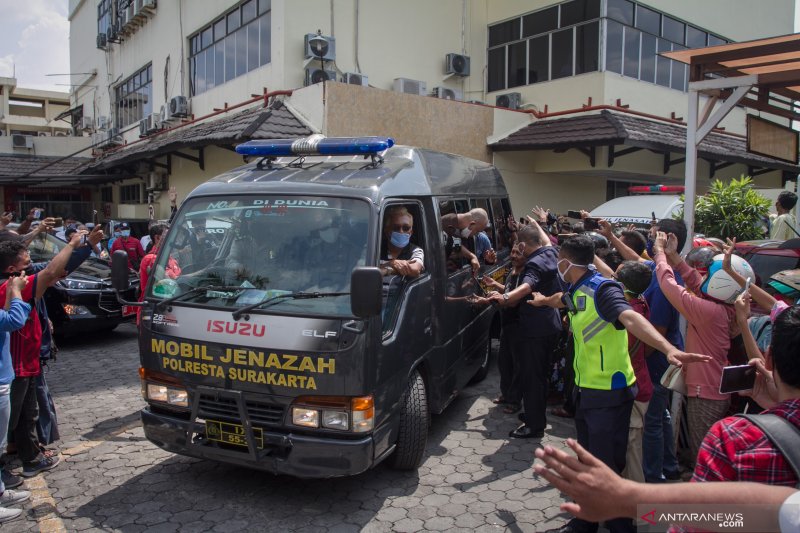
737;414;800;489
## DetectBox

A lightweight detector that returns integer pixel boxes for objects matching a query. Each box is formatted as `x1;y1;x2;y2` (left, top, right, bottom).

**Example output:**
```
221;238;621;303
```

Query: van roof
591;194;683;223
189;146;507;203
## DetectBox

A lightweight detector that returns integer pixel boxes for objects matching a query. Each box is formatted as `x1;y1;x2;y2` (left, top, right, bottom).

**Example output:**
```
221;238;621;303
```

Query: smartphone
719;364;757;394
52;217;63;227
567;210;583;220
33;209;42;220
744;277;752;293
583;217;600;231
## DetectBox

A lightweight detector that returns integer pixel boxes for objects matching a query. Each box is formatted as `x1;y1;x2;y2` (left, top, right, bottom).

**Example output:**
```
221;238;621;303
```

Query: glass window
607;0;634;25
528;34;549;83
205;48;215;91
623;26;640;79
258;0;271;15
575;21;599;75
260;12;271;66
235;27;247;77
215;42;225;85
551;28;574;79
201;27;213;50
560;0;600;27
227;9;241;33
606;19;624;74
115;64;153;129
523;6;558;37
242;0;256;23
488;47;506;92
213;19;225;41
656;39;672;87
225;34;236;82
149;196;369;317
708;34;726;47
640;33;657;83
670;45;686;90
247;21;259;71
686;26;707;48
489;19;520;47
490;198;514;254
195;51;206;94
635;5;660;35
507;41;527;88
662;16;685;44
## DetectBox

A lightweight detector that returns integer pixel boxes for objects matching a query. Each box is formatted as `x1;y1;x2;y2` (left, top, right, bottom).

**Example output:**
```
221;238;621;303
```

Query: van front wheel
390;370;428;470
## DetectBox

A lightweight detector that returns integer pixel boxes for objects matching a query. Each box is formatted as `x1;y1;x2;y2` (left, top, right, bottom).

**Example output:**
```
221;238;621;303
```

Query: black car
28;233;140;336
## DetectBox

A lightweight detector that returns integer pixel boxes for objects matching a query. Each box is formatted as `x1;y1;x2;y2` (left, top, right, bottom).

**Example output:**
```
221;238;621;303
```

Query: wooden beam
664;152;686;174
607;145;641;167
690;40;800;68
577;146;596;167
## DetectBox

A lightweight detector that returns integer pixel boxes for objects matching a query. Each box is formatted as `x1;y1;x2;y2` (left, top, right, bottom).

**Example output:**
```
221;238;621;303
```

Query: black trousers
9;376;43;465
497;322;523;405
569;392;635;533
519;333;559;432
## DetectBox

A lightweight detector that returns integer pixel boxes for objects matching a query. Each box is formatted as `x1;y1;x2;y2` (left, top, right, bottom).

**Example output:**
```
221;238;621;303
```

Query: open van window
149;195;369;316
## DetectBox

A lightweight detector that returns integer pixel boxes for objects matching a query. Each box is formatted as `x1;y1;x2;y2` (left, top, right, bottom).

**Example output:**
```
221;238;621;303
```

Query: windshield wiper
231;291;350;320
154;285;257;311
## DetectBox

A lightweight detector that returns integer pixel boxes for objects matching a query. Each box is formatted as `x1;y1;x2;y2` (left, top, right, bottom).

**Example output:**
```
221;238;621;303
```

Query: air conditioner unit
467;100;485;105
107;128;122;146
393;78;426;96
147;172;166;191
495;92;522;110
140;0;156;14
304;33;335;61
118;6;129;28
54;131;69;137
96;33;107;49
431;86;463;101
446;53;470;77
159;104;170;124
138;114;159;137
305;68;337;86
12;134;33;149
342;72;368;86
37;132;50;137
97;116;110;130
80;116;94;131
168;96;189;118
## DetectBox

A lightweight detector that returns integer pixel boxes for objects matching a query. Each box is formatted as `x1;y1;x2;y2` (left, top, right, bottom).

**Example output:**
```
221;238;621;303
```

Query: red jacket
111;236;145;269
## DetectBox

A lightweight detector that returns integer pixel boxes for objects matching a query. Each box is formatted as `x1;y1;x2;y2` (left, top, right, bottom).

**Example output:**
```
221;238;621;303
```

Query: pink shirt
655;253;735;401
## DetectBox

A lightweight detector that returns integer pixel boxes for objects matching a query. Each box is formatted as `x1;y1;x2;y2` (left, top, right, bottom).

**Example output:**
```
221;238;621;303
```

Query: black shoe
509;424;544;439
1;470;22;489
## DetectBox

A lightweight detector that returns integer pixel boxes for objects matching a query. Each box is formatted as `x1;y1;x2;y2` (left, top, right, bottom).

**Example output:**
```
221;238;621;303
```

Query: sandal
550;406;574;418
502;403;521;414
492;396;506;405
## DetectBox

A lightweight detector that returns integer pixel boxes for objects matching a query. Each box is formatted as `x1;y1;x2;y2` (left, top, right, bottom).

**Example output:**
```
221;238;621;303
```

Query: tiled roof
81;99;313;172
492;110;800;173
0;154;96;185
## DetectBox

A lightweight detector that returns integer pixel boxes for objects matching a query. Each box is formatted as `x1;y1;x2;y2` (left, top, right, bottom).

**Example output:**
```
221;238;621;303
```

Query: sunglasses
392;224;412;232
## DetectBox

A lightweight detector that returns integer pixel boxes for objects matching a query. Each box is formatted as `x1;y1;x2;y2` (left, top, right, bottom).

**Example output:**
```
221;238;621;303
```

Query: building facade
68;0;797;222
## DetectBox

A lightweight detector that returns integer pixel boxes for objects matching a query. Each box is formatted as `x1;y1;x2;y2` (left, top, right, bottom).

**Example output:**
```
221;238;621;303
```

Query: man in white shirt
771;191;798;241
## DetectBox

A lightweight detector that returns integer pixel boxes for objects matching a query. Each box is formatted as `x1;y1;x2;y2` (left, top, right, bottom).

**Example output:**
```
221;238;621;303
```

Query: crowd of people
475;193;798;533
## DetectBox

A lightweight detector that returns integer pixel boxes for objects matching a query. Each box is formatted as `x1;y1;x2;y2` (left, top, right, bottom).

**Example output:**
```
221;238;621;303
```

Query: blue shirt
642;260;685;380
519;247;562;337
0;299;32;385
475;232;492;259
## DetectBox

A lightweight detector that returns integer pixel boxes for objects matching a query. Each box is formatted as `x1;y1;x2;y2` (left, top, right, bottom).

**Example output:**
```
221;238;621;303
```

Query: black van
112;137;514;478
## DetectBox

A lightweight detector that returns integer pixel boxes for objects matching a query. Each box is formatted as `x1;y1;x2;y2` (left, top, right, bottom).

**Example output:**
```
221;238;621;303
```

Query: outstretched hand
723;237;736;272
666;349;711;367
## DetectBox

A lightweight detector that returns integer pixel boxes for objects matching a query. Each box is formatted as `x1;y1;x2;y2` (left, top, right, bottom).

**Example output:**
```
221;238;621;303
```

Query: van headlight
59;279;103;290
145;383;188;407
290;395;373;432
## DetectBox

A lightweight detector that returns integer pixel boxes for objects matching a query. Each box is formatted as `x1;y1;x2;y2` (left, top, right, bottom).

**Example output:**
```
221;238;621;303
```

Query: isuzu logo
206;320;266;337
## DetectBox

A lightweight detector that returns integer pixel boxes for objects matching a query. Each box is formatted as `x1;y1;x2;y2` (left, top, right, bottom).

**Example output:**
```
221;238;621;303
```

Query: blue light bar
235;136;394;157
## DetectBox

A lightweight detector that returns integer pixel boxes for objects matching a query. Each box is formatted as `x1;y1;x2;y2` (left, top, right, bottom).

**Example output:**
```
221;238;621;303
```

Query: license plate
205;420;264;449
122;306;136;316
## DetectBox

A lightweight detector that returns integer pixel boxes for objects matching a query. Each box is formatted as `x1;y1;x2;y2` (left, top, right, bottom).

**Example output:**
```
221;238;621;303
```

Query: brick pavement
9;324;580;532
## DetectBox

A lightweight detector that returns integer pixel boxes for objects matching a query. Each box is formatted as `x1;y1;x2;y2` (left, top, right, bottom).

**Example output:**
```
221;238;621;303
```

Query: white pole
683;90;700;253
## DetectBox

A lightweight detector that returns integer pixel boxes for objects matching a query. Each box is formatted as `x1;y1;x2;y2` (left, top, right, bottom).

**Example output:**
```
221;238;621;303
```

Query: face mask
558;259;581;283
114;231;121;238
460;225;473;239
121;230;131;238
390;231;411;248
319;227;339;244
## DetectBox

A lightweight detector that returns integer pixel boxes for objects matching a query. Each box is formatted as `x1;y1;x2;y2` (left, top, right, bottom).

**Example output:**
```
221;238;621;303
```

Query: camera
451;236;462;253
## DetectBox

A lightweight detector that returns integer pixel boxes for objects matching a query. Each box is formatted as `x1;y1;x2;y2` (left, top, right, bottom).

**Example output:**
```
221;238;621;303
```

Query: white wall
0;136;93;157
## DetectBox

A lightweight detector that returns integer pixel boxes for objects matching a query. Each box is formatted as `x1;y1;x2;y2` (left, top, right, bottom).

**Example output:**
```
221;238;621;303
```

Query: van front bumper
141;407;375;478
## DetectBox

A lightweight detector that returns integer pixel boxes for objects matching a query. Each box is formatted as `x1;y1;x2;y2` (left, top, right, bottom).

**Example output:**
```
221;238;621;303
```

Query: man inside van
771;191;798;241
379;206;424;278
441;207;488;275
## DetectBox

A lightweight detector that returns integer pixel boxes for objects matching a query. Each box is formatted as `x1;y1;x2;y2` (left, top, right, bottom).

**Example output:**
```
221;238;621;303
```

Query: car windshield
27;232;68;262
148;195;370;316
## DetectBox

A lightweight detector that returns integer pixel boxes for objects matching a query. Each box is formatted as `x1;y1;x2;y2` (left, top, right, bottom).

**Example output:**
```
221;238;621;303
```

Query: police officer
536;235;709;533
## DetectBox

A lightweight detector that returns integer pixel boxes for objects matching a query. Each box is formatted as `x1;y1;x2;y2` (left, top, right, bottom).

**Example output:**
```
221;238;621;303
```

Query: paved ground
9;323;580;532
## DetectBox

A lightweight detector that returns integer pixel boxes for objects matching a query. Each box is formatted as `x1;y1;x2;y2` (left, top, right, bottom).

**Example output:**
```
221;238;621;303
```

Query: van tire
469;337;492;384
390;371;428;470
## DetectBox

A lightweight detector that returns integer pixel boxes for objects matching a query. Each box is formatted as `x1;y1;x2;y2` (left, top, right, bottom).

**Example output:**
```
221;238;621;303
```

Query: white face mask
558;258;582;282
460;225;473;239
320;227;339;244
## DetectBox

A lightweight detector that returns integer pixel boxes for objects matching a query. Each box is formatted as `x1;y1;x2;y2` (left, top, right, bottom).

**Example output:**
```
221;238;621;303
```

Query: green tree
686;176;770;240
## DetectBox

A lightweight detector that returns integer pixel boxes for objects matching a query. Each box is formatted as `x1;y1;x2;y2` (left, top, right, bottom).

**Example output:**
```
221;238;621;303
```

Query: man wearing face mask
533;235;710;533
441;207;488;275
110;222;144;270
380;206;424;278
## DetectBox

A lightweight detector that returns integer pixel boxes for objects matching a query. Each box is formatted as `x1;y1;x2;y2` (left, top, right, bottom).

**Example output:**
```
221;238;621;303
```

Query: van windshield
148;196;369;316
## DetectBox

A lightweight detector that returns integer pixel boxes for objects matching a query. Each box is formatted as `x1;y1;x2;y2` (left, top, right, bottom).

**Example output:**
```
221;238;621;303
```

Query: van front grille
196;394;285;427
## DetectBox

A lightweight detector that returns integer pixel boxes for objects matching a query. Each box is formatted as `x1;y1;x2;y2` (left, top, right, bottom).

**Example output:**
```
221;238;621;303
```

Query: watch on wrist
502;293;510;301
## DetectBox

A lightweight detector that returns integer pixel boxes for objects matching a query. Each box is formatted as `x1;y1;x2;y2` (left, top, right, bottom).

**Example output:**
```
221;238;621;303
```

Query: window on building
120;184;143;204
606;180;640;201
101;187;114;203
97;0;112;36
114;64;153;129
190;0;272;96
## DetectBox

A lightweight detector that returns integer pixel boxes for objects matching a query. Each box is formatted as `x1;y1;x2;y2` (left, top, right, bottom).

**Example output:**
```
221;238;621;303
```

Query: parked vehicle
735;238;800;288
111;136;513;478
28;232;140;335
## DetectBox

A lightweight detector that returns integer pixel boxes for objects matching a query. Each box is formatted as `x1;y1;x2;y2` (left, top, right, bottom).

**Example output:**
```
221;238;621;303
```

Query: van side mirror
350;267;383;318
111;250;131;292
